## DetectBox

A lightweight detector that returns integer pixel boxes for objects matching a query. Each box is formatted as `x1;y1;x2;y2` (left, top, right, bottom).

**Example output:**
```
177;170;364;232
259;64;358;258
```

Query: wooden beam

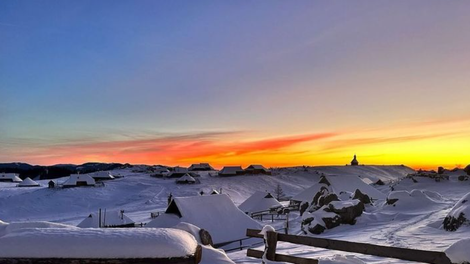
246;229;452;264
247;249;318;264
246;229;264;238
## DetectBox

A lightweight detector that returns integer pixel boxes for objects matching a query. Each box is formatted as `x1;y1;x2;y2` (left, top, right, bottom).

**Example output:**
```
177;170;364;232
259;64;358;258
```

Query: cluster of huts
149;163;272;185
0;173;40;187
0;171;116;189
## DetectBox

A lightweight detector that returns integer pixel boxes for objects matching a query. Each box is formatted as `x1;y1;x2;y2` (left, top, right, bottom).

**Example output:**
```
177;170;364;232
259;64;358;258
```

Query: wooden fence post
266;231;278;261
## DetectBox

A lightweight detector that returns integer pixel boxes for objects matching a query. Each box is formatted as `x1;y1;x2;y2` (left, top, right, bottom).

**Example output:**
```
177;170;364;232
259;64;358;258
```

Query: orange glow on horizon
2;117;469;171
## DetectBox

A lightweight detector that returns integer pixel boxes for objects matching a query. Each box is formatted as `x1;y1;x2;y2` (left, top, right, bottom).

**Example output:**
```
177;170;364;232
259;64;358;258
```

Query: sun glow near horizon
2;116;469;171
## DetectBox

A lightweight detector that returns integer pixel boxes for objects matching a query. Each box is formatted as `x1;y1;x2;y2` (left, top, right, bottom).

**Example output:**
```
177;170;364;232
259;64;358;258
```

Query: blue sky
1;1;470;167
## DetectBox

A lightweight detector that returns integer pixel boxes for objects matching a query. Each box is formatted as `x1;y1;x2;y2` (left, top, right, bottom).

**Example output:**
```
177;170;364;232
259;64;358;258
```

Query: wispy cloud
1;131;336;166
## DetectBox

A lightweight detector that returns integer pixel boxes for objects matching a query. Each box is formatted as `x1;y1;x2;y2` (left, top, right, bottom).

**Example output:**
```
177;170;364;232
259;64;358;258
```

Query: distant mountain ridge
0;162;128;180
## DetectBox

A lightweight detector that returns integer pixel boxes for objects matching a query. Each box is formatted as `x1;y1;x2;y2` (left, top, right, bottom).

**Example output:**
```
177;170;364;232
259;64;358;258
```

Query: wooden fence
246;229;453;264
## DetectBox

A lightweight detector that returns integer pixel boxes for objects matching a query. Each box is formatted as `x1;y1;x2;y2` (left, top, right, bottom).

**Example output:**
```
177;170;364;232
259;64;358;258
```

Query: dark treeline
0;162;127;180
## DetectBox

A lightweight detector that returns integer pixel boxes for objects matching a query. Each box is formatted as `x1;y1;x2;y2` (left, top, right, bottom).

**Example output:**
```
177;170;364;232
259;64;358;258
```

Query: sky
1;1;469;169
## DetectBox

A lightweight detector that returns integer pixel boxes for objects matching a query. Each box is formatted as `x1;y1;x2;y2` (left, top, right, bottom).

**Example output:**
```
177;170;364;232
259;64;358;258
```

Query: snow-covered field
1;165;469;263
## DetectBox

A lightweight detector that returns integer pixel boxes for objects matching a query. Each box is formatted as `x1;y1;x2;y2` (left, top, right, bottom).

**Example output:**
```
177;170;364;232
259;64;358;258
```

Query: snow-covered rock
443;192;470;231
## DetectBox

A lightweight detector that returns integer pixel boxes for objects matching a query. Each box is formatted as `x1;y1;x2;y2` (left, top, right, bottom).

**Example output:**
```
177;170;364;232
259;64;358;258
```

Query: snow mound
0;221;77;237
385;190;443;212
312;165;414;184
0;228;197;258
200;245;235;264
171;222;235;264
446;238;470;264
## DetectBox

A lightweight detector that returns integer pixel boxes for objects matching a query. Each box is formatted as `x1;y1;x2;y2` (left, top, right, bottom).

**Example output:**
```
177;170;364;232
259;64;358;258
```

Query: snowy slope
5;165;470;263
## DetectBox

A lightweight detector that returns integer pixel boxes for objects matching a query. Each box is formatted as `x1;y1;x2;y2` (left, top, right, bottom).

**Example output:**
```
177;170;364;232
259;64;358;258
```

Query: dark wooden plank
247;229;452;264
247;249;318;264
246;228;264;238
0;256;199;264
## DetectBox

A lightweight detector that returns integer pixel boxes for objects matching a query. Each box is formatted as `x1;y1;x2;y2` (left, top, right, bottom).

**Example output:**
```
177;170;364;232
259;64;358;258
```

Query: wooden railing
214;227;286;252
246;229;453;264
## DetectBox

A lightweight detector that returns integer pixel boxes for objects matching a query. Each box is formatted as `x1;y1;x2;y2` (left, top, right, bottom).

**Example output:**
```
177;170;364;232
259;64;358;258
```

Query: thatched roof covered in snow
146;194;260;243
63;174;96;187
0;173;22;182
17;177;40;187
218;166;245;177
238;191;282;214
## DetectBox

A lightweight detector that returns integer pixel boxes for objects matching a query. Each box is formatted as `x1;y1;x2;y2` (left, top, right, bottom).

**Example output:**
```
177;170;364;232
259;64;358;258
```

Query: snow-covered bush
443;192;470;231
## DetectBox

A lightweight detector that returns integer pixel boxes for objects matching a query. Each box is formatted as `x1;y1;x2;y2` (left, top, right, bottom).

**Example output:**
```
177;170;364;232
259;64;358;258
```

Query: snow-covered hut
244;165;271;175
17;177;40;187
0;173;22;182
188;163;214;171
166;167;199;178
218;166;245;177
176;174;196;184
152;167;170;177
146;194;261;243
62;174;96;187
78;210;135;228
238;191;282;214
87;171;114;181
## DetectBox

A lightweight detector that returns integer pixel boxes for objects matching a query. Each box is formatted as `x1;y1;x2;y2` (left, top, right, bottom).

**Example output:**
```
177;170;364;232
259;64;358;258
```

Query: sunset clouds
2;116;469;169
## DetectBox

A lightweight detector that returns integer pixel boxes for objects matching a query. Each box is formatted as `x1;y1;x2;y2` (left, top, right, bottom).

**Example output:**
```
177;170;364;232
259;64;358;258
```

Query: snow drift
446;238;470;264
385;189;444;212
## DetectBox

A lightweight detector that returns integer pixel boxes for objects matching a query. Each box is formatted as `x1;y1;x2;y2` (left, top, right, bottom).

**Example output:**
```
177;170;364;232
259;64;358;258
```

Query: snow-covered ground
1;165;469;263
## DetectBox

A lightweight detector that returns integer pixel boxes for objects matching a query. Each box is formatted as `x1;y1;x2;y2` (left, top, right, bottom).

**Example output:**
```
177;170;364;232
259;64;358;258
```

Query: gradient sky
1;1;469;169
